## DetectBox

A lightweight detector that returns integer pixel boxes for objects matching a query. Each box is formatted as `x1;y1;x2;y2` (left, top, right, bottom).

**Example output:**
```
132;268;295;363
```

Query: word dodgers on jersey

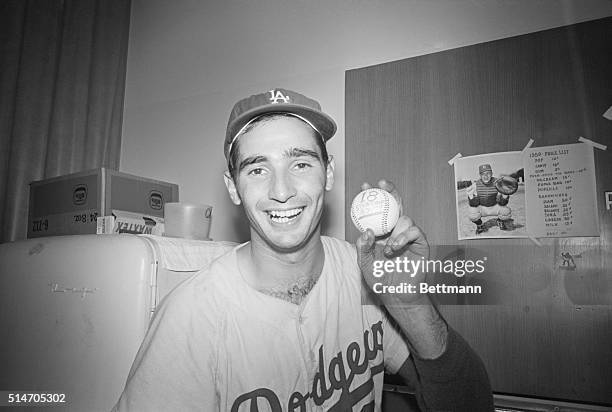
231;321;384;412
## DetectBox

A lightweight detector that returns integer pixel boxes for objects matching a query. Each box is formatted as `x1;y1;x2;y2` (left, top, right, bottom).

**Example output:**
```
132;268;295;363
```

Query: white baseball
350;188;400;237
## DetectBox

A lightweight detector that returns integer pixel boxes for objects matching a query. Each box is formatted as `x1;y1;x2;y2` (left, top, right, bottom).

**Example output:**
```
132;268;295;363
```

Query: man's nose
269;172;296;202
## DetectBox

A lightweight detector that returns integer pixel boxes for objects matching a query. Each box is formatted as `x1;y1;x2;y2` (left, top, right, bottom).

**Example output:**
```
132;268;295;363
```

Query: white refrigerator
0;234;234;411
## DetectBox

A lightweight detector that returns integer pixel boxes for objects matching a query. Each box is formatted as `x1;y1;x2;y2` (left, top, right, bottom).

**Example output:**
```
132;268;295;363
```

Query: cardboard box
28;168;179;238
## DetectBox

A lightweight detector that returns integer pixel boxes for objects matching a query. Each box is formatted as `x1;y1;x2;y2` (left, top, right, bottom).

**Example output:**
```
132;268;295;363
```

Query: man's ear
223;171;241;205
325;156;335;191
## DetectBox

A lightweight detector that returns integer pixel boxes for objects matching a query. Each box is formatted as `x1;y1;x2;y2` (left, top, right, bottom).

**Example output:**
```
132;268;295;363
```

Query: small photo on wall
454;151;527;240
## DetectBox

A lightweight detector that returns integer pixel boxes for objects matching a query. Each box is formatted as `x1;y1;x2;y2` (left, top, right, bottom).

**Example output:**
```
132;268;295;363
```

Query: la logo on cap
269;89;290;104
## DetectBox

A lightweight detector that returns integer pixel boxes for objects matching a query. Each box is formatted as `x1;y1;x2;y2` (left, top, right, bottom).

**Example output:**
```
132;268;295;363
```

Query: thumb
356;229;376;272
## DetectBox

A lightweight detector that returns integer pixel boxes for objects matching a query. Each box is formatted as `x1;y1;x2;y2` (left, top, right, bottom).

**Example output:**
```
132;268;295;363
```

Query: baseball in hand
350;188;400;237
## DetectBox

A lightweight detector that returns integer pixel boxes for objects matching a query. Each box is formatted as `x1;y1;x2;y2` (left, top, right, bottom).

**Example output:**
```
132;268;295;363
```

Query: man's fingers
356;228;376;254
359;180;403;215
356;228;376;266
384;216;425;256
377;179;403;214
360;182;372;191
377;179;395;192
384;216;413;255
387;215;414;244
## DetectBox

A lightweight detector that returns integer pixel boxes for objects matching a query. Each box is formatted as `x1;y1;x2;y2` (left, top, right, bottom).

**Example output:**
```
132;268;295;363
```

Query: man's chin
264;236;309;253
261;228;320;254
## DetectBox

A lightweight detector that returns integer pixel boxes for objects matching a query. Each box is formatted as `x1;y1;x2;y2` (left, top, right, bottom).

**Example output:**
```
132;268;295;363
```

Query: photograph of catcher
454;151;527;240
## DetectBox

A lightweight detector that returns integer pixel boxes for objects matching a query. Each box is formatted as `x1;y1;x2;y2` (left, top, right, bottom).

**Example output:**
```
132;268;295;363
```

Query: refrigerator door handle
139;236;160;322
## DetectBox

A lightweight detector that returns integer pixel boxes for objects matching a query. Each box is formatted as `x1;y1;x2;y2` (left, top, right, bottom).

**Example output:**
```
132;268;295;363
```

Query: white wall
121;0;612;242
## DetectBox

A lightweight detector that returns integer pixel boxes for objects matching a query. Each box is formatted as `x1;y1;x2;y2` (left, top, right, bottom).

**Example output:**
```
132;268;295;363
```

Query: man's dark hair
227;113;329;180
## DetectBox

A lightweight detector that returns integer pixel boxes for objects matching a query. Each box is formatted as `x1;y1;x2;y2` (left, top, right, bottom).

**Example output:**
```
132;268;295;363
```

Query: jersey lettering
230;321;384;411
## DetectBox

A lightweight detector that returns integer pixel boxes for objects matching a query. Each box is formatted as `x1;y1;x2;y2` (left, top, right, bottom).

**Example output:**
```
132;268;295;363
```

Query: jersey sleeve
382;312;410;374
113;277;219;411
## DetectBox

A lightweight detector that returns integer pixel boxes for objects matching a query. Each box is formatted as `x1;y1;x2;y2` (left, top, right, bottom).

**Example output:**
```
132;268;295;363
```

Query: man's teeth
268;208;303;222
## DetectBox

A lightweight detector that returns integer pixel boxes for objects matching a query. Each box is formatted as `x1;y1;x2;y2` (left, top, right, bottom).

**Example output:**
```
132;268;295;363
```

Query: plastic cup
163;202;212;240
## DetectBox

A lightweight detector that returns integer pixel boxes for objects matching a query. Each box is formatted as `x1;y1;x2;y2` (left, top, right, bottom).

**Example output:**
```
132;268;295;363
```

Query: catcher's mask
478;164;492;174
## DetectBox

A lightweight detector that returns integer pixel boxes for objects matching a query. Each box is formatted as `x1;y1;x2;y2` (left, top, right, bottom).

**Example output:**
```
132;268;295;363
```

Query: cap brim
226;103;337;157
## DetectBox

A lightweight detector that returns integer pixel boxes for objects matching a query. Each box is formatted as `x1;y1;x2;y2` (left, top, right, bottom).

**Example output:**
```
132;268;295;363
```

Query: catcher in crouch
464;164;518;235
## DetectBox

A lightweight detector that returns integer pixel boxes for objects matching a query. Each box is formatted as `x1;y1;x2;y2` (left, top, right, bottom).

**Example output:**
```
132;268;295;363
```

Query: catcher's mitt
495;175;518;195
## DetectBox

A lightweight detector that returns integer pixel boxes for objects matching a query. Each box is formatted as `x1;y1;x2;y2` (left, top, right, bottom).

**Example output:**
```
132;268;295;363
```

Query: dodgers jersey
115;236;410;412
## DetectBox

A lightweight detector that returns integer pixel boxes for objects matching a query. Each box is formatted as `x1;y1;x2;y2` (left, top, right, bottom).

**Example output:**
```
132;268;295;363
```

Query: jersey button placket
294;310;315;399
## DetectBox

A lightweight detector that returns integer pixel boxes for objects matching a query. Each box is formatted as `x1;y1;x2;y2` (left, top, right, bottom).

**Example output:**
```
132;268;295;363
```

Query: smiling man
114;88;494;411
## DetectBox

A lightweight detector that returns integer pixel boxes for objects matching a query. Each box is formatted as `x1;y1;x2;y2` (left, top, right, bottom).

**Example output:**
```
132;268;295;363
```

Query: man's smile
266;207;305;223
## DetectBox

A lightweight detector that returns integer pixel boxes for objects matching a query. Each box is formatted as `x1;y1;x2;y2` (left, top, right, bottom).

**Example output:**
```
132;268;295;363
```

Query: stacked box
28;168;179;238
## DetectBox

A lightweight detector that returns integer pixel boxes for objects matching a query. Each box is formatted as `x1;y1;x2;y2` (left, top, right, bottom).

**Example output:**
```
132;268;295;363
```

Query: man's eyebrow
283;147;322;160
237;148;321;173
238;155;267;172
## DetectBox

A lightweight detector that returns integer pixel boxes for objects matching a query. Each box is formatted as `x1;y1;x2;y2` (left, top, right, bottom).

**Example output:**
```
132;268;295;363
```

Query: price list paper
524;143;599;237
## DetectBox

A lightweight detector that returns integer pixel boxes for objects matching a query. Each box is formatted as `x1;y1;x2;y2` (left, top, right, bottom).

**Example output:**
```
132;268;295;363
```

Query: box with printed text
27;168;179;238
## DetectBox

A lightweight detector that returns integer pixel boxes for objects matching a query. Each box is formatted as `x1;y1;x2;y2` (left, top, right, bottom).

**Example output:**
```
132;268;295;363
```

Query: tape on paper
522;138;534;152
448;153;462;166
578;136;607;151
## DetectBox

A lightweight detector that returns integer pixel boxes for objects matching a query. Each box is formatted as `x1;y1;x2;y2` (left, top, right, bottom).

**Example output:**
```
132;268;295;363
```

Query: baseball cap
478;164;492;174
224;88;337;159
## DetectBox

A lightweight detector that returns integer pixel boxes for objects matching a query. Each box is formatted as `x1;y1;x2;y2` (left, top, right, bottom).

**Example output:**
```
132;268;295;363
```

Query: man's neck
237;232;325;291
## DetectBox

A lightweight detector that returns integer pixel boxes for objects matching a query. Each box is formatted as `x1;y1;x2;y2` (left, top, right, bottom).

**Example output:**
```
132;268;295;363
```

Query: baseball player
561;252;576;269
465;164;513;234
114;88;493;411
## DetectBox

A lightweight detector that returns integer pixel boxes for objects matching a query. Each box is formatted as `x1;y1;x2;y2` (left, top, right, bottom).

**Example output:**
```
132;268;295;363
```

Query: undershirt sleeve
411;326;494;411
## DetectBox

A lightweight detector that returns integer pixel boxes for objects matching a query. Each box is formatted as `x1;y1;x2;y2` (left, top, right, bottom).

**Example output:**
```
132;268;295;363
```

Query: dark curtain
0;0;131;242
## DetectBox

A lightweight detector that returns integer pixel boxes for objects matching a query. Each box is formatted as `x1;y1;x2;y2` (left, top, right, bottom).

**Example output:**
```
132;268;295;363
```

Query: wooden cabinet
347;17;612;405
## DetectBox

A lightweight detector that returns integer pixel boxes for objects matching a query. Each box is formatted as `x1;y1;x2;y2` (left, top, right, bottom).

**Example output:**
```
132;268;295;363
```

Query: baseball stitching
382;193;389;234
